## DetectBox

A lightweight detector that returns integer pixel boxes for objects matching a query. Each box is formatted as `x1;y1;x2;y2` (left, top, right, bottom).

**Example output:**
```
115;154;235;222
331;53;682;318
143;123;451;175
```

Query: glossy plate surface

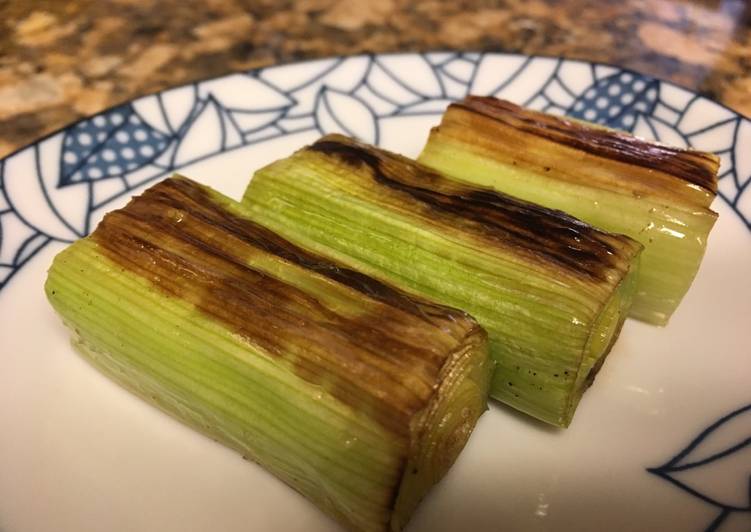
1;52;749;532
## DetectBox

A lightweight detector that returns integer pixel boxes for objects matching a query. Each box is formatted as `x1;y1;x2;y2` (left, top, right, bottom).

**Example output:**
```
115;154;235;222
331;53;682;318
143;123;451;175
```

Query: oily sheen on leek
418;96;720;325
45;177;491;532
242;134;643;427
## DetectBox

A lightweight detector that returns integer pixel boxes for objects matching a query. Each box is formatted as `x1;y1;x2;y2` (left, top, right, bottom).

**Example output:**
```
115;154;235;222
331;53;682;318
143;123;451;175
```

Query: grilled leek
418;96;719;325
45;176;491;532
242;134;643;427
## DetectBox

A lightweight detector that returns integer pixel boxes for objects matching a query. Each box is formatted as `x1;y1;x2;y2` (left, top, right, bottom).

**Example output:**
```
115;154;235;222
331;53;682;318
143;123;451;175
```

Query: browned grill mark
91;177;480;436
454;96;719;194
310;136;641;283
161;178;468;324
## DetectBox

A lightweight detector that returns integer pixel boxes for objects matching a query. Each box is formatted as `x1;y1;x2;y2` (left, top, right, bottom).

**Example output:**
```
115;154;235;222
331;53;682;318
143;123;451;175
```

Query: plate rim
1;50;749;164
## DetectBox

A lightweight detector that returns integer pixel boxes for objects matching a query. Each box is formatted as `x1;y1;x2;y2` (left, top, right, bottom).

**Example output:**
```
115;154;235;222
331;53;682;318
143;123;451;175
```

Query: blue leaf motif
648;403;751;531
440;57;476;85
160;85;198;134
173;99;225;166
59;104;170;186
632;115;688;148
0;52;750;297
567;71;659;132
314;89;378;144
375;55;443;99
131;94;171;135
470;54;530;97
4;141;88;241
276;56;371;116
0;161;53;289
259;58;339;92
198;74;293;112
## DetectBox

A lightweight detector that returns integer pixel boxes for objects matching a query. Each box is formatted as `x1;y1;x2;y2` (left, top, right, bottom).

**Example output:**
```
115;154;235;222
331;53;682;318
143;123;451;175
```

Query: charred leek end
242;134;643;427
45;177;491;532
418;96;720;325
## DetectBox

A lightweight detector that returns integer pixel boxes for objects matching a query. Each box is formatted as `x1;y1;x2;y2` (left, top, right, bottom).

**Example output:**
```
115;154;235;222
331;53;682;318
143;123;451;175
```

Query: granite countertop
1;0;749;158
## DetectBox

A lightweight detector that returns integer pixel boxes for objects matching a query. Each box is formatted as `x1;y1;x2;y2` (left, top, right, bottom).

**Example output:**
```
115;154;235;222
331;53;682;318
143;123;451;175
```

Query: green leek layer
45;177;491;532
418;96;719;325
242;135;642;427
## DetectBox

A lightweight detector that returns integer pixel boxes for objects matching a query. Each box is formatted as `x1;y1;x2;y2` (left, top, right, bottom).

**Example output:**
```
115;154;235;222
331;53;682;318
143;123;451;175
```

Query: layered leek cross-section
242;134;643;427
418;96;720;325
45;177;492;532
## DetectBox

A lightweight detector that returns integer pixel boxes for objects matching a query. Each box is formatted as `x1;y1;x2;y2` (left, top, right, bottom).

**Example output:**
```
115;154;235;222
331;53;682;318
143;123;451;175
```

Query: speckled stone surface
1;0;749;158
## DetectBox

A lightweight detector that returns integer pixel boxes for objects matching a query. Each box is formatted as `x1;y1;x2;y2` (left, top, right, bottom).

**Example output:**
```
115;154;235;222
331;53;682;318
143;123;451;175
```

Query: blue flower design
0;52;749;293
568;71;659;131
59;104;171;186
648;403;751;531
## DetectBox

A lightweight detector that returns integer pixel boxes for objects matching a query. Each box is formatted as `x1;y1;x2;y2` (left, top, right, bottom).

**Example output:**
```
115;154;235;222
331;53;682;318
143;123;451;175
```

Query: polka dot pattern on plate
60;104;170;185
566;71;659;132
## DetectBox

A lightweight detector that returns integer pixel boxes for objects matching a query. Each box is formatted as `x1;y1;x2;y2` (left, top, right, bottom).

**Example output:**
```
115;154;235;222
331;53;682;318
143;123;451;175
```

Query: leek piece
418;96;719;325
242;134;642;427
45;177;491;532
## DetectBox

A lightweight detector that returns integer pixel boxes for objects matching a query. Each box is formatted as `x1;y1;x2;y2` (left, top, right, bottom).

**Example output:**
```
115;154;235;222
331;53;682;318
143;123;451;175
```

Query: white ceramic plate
1;53;749;532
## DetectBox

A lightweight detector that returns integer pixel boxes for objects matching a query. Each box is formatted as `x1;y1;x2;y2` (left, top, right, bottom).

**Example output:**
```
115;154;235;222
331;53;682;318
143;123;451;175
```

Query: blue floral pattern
2;53;749;289
59;104;170;186
568;71;660;131
3;53;749;289
648;403;751;531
